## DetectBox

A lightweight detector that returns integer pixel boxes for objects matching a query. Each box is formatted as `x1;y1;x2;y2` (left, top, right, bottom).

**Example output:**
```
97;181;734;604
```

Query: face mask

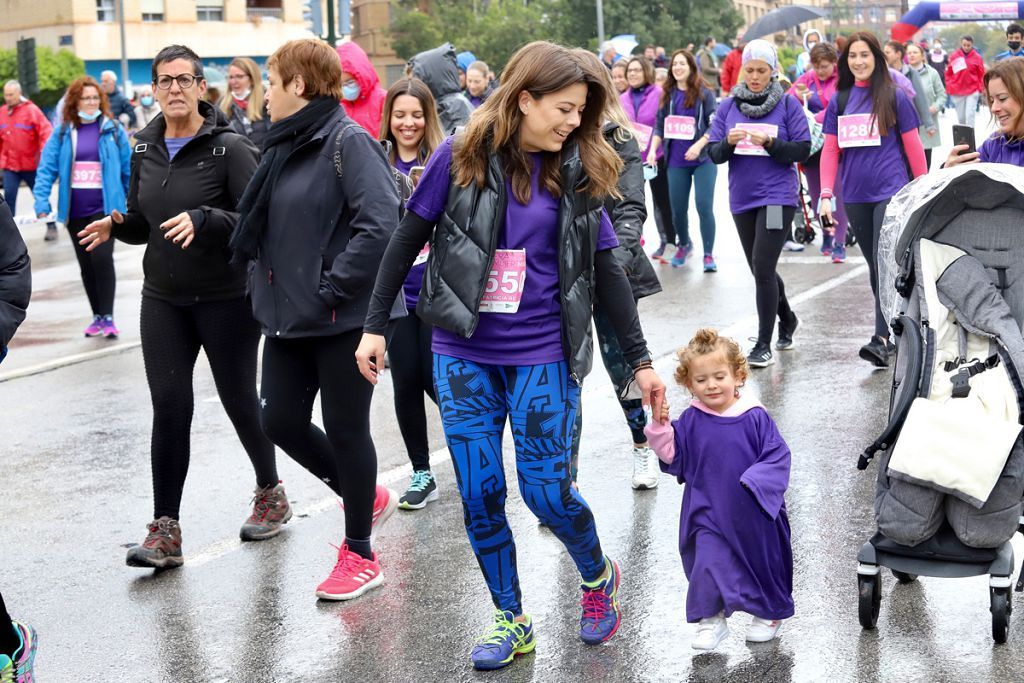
342;84;361;102
140;96;154;107
78;110;101;122
1009;41;1022;51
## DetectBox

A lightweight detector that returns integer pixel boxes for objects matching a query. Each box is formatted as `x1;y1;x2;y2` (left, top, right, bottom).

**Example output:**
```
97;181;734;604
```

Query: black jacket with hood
365;137;651;384
0;195;30;354
248;106;403;338
603;122;661;300
114;100;259;304
409;44;474;135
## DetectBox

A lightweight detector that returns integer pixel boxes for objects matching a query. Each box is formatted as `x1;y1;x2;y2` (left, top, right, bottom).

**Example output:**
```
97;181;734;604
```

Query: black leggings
260;327;377;543
650;157;676;246
141;296;278;520
845;200;890;338
733;206;796;345
0;590;16;658
67;214;116;317
388;312;436;472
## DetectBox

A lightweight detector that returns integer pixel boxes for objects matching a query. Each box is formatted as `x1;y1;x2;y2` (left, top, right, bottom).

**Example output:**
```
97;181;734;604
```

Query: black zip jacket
114;101;259;304
603;122;661;300
0;196;30;351
365;138;650;384
248;107;403;338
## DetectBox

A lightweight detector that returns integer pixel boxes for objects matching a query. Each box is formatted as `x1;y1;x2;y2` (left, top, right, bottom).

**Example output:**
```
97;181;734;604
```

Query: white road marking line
778;255;866;265
0;342;141;383
187;264;869;569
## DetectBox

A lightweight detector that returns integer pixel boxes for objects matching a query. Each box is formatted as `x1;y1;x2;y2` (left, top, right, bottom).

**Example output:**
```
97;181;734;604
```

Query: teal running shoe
471;610;535;670
0;621;37;683
580;558;621;644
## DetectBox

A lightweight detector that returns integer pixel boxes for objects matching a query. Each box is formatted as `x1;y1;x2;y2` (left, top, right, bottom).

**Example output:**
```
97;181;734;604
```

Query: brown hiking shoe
239;483;292;541
126;517;184;569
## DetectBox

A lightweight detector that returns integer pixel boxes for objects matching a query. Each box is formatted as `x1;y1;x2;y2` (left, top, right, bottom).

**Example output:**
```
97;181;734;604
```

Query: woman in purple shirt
707;40;810;369
357;41;665;671
620;56;676;261
945;57;1024;168
378;77;446;510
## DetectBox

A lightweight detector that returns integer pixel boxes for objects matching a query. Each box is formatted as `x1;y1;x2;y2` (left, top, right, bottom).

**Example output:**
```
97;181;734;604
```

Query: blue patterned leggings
433;354;606;614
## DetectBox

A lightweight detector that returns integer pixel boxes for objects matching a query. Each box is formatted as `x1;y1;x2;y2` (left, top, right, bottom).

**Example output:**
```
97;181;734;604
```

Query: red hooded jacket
720;48;743;94
944;47;986;96
0;99;52;172
336;42;388;136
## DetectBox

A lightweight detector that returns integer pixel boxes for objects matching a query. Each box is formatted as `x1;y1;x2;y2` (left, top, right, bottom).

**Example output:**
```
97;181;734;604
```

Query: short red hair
62;77;111;128
267;38;343;100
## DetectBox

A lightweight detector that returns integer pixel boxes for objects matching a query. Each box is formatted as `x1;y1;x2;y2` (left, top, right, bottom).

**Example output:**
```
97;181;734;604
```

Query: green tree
0;47;85;109
388;9;444;61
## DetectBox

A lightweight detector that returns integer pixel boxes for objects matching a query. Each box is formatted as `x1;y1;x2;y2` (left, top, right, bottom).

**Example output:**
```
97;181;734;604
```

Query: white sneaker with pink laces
315;544;384;601
745;616;782;642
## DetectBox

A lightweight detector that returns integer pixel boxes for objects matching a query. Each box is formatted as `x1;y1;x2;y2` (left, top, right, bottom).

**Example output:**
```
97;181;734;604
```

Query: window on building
141;0;164;21
197;0;225;21
96;0;116;22
247;0;283;21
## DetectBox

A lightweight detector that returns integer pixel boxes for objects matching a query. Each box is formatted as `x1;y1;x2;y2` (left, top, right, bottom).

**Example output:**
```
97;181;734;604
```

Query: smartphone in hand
409;166;425;186
952;124;976;155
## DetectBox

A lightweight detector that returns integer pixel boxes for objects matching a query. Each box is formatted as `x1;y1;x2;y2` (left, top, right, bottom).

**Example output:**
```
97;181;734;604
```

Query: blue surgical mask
78;110;101;122
342;83;361;102
140;96;154;107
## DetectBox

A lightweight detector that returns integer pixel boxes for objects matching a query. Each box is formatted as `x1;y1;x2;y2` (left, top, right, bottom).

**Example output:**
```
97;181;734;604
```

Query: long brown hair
985;57;1024;137
838;32;898;137
220;57;265;122
661;50;705;108
62;77;111;129
379;77;444;165
453;41;622;203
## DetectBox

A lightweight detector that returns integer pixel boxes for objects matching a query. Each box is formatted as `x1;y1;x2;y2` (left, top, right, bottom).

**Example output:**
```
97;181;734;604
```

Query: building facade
0;0;314;93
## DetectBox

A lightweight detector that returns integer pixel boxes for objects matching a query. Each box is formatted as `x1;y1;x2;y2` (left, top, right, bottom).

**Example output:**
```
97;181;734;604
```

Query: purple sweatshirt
621;84;662;158
979;134;1024;166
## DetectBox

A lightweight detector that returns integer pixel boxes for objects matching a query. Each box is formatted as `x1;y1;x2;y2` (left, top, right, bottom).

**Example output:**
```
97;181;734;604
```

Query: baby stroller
856;165;1024;644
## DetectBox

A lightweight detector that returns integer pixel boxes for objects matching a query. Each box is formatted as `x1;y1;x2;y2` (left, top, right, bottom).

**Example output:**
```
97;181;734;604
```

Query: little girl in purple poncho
645;328;794;651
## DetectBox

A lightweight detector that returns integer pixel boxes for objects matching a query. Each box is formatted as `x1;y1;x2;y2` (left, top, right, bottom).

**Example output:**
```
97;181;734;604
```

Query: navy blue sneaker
579;558;621;644
471;610;536;670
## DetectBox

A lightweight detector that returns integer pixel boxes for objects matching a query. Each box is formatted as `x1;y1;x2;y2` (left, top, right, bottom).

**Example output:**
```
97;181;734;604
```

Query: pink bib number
664;115;696;141
837;113;881;148
413;244;430;266
632;123;653;151
479;249;526;314
71;161;102;189
733;123;778;156
951;56;967;74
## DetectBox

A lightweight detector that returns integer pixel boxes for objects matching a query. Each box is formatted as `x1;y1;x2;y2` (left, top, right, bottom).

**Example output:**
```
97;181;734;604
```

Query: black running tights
67;214;115;317
141;296;278;520
259;328;377;543
845;200;890;339
388;312;436;472
0;590;16;658
733;206;796;346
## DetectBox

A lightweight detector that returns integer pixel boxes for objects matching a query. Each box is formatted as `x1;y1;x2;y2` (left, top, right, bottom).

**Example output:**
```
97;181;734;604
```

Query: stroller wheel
892;570;918;584
991;587;1010;644
858;575;881;629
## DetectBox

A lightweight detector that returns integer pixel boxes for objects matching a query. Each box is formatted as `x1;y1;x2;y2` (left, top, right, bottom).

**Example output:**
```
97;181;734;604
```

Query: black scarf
731;80;785;119
229;96;339;265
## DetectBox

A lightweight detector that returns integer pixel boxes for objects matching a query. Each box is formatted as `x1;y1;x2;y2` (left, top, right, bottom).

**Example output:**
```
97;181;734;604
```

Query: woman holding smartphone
945;58;1024;168
378;77;446;510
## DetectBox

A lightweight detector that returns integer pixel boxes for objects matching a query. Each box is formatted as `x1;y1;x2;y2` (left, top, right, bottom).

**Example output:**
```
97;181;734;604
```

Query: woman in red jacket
336;42;388;135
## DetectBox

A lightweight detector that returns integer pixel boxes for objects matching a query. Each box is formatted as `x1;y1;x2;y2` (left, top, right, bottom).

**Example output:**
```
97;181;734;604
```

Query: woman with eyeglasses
221;57;269;148
33;76;130;339
78;45;288;570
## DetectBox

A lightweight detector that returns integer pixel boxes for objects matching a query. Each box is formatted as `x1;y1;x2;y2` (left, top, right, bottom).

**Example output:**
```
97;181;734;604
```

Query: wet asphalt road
4;110;1021;682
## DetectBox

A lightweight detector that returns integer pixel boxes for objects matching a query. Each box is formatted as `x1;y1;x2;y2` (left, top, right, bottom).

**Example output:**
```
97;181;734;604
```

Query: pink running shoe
315;544;384;601
83;316;103;337
338;484;399;534
100;316;119;338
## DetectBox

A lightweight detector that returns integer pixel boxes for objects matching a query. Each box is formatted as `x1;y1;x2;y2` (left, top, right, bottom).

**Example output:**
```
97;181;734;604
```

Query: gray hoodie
408;43;474;134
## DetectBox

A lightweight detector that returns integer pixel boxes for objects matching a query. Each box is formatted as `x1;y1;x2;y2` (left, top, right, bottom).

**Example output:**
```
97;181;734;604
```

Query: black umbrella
741;5;829;43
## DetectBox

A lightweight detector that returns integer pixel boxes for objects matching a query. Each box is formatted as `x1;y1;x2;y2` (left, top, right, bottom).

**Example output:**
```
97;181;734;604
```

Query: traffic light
16;38;38;96
303;1;323;37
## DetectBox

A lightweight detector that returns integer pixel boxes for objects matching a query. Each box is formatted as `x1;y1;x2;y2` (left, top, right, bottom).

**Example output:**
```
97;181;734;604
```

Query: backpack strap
836;88;852;116
331;122;364;178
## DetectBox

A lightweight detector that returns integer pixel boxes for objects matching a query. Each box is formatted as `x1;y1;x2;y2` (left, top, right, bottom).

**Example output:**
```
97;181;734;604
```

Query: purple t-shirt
69;121;105;219
822;84;920;204
393;154;427;310
165;136;193;161
406;136;618;366
979;134;1024;166
663;89;703;169
708;93;810;214
394;155;417;176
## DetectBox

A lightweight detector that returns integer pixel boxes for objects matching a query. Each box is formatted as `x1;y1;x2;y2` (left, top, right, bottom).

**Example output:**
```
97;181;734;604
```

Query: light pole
117;0;129;89
597;0;605;46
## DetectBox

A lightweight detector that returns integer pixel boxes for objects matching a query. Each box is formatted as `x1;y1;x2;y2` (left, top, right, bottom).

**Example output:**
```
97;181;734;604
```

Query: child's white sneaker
745;616;782;642
691;614;729;650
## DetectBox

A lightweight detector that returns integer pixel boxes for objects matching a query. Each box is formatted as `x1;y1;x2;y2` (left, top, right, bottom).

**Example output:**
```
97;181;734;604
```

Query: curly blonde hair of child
674;328;749;390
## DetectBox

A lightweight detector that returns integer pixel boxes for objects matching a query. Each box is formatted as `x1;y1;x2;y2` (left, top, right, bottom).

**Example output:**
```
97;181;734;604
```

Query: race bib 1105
632;122;653;150
479;249;526;314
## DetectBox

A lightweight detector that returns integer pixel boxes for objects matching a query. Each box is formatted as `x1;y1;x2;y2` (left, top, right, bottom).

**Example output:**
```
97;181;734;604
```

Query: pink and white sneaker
371;484;399;531
100;315;119;338
315;544;384;601
83;316;103;337
745;616;783;642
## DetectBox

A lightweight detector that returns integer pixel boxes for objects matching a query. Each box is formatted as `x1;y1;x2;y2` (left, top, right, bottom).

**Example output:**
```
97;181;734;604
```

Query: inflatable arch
892;2;1024;42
